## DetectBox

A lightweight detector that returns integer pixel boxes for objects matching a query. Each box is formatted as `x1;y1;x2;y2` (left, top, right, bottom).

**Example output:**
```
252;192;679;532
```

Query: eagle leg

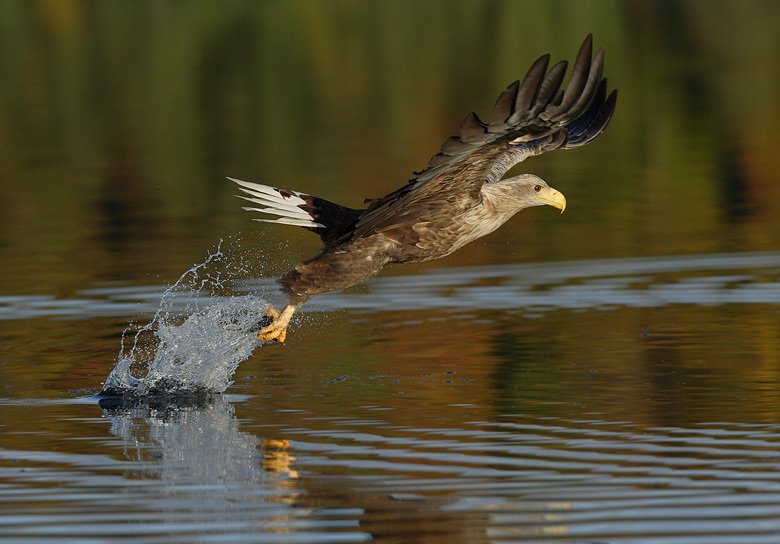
257;304;296;343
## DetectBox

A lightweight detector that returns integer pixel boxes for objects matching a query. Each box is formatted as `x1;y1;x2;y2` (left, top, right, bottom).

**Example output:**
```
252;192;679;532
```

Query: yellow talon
264;305;280;320
262;438;290;450
257;304;296;343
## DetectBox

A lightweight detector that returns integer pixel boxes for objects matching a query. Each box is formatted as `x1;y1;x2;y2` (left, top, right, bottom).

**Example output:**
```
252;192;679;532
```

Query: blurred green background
1;0;779;296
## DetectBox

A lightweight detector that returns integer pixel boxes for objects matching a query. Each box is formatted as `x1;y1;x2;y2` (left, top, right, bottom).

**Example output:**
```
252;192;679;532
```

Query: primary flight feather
232;34;617;342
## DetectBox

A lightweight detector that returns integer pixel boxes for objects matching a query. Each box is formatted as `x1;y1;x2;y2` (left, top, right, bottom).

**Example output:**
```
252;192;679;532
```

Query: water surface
2;2;780;542
3;251;780;542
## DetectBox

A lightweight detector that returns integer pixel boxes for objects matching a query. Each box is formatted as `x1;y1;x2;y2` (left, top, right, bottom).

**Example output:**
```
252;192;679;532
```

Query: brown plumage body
233;35;617;342
280;173;552;306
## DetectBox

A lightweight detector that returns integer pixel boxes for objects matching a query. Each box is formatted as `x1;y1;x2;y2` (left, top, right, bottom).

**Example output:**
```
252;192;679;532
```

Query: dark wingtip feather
565;83;617;148
490;80;520;126
566;79;606;138
533;60;568;112
563;46;604;122
555;35;593;111
514;53;550;113
507;35;614;150
458;111;487;143
585;88;618;142
414;34;616;192
584;33;593;48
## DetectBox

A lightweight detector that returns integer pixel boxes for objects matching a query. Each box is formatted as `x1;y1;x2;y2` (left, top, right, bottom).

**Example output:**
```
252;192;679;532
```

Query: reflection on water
0;399;371;542
2;1;780;300
2;251;780;320
103;396;288;482
4;399;780;543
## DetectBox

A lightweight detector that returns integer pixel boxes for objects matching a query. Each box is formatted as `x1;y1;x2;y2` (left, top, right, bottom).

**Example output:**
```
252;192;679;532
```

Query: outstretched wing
344;34;617;243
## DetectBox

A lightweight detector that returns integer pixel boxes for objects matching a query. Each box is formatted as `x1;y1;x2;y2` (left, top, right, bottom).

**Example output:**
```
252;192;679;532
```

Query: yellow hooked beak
534;187;567;214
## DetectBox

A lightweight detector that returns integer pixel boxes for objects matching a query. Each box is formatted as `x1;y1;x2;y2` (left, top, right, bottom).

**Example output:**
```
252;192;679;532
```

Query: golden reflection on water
3;301;779;434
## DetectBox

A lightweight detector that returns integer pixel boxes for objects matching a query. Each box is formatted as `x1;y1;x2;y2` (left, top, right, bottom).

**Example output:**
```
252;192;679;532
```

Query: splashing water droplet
101;240;269;401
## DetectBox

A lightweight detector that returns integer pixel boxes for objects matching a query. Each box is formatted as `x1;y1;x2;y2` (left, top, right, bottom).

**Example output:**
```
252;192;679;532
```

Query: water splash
101;240;269;401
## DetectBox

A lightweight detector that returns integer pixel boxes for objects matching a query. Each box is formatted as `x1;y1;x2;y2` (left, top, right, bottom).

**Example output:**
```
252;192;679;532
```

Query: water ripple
2;251;780;320
4;400;780;543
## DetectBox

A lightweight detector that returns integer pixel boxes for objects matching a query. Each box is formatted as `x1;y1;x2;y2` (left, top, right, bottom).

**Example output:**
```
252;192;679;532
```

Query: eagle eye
533;185;542;192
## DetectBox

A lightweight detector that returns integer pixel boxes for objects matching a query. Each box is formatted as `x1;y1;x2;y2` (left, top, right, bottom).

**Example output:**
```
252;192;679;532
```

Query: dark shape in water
97;380;218;410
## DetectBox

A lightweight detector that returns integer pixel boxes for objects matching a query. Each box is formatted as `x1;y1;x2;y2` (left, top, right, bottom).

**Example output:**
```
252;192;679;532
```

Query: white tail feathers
229;177;325;229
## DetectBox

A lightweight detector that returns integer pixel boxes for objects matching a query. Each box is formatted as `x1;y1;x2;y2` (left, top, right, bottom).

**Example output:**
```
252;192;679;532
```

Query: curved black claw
248;314;275;333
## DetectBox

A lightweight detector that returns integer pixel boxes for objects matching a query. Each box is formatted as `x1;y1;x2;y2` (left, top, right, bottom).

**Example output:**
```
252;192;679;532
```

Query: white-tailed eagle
232;34;617;342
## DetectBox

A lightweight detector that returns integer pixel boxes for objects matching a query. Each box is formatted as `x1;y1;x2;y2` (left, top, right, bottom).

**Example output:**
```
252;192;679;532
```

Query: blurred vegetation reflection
1;0;779;296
